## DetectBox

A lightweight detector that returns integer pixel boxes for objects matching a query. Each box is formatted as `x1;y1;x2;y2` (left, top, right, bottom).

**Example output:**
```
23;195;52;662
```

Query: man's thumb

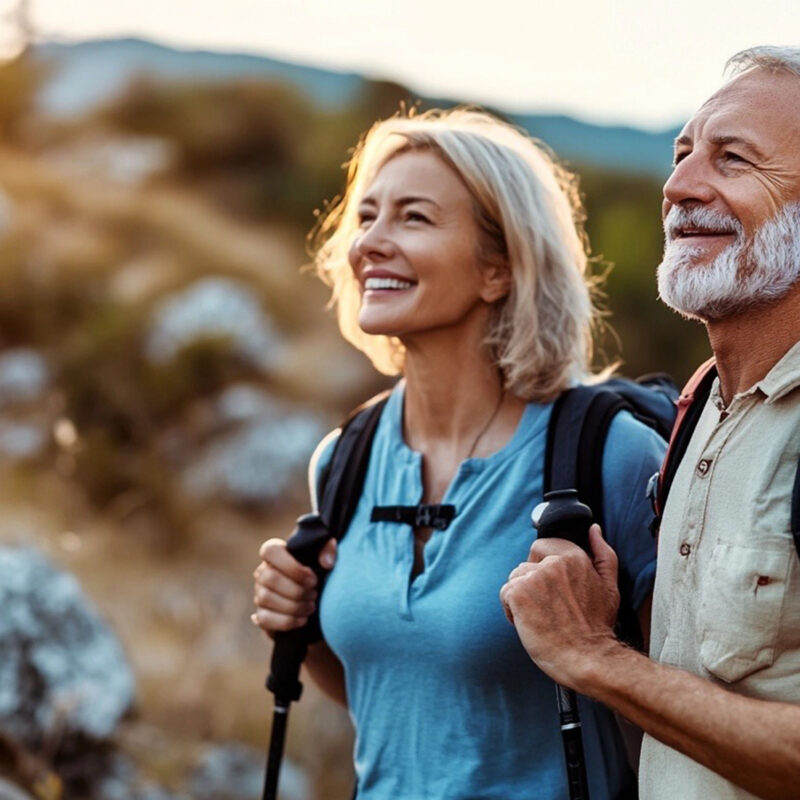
589;524;618;585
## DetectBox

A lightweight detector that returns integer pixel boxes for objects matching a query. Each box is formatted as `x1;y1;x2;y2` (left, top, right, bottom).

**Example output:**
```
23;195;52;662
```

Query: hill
34;37;680;178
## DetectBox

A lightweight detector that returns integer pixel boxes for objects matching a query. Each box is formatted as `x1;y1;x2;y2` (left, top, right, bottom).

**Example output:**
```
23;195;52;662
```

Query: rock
0;547;135;751
0;350;50;408
45;135;176;186
215;384;282;424
182;412;325;505
92;753;189;800
190;743;308;800
145;278;284;371
0;420;48;460
0;779;35;800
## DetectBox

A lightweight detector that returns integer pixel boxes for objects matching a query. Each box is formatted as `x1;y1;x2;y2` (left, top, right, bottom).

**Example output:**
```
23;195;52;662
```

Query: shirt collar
708;339;800;409
756;339;800;403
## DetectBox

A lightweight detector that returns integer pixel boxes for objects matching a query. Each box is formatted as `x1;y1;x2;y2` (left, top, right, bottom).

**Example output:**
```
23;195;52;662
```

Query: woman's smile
348;149;492;341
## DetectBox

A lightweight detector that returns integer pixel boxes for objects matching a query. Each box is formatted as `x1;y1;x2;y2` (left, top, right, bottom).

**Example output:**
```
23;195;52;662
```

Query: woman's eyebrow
397;196;441;209
359;195;442;209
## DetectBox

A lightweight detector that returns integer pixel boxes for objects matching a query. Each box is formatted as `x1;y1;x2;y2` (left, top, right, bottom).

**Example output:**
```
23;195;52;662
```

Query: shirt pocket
697;542;792;683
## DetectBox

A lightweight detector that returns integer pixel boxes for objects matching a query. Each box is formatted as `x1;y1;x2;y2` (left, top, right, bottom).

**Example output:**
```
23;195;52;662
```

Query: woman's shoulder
308;428;341;510
307;387;400;508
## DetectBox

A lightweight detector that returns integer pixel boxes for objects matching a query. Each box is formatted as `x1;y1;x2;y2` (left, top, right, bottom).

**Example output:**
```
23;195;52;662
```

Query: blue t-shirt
317;383;665;800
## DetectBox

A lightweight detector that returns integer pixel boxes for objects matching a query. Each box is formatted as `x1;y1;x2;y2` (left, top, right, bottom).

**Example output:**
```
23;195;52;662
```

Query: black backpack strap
791;455;800;562
545;385;631;530
545;385;642;649
318;391;390;540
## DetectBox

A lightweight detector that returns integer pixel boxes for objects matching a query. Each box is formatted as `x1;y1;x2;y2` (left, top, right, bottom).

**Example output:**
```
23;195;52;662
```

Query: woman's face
348;149;506;342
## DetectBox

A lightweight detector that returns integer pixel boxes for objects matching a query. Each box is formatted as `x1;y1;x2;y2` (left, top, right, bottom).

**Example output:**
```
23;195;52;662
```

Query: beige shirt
640;341;800;800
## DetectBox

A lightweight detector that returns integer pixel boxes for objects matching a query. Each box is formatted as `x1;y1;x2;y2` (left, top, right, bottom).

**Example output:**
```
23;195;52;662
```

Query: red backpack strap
654;358;717;518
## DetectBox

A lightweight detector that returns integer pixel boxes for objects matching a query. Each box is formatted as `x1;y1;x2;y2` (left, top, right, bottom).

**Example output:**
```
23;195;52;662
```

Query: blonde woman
253;109;664;799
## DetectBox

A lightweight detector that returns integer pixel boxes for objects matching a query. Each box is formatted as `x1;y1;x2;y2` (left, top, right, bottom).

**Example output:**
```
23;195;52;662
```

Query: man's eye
724;151;747;164
673;151;689;166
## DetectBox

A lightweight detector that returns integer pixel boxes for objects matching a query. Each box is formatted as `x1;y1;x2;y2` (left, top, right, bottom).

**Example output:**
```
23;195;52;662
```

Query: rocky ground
0;445;355;800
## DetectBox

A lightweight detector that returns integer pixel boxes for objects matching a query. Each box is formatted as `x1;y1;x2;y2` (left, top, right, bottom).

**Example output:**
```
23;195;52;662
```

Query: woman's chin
358;313;403;338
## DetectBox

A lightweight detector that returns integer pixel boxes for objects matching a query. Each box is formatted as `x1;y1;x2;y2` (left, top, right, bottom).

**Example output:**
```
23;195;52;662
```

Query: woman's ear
480;261;512;304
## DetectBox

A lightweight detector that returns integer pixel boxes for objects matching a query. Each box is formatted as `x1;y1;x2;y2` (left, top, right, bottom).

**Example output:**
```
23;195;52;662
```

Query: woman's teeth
364;277;415;290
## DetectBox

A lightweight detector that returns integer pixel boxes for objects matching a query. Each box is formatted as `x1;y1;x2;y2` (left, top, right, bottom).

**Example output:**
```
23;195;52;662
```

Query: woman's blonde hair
311;107;604;403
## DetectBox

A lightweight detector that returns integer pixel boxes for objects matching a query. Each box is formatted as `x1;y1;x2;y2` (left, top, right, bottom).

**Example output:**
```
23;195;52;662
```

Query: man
500;46;800;800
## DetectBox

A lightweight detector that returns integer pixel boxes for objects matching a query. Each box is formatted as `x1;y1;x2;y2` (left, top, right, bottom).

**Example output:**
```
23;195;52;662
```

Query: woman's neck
400;325;524;460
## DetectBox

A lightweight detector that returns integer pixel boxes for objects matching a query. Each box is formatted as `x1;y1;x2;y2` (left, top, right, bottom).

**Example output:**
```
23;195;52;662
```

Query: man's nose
662;152;717;210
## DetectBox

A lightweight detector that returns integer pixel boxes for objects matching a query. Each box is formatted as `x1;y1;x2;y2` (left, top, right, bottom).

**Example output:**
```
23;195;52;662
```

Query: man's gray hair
726;45;800;78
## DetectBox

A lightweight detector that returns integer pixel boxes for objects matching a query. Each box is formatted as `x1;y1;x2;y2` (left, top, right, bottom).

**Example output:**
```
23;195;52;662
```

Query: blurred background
0;1;795;798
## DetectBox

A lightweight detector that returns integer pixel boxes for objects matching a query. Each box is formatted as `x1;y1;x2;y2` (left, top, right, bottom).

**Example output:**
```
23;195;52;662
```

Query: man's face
658;68;800;320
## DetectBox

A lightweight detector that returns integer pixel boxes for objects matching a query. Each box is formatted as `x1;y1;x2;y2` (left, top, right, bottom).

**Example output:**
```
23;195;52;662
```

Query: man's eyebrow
672;133;767;161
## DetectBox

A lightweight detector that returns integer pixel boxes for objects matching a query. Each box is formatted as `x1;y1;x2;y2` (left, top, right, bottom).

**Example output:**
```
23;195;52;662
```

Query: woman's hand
252;537;337;636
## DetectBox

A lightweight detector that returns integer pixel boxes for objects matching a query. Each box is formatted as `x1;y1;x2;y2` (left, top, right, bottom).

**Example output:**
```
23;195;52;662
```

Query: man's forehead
680;70;800;143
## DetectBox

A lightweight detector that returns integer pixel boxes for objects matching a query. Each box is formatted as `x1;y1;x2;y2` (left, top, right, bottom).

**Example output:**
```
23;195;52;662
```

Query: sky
4;0;799;129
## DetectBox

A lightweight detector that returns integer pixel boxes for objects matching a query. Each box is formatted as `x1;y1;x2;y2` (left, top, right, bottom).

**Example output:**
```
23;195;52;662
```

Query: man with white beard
501;45;800;800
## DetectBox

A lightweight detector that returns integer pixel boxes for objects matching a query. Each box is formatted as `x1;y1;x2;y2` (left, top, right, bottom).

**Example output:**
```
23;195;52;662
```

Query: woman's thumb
319;537;338;570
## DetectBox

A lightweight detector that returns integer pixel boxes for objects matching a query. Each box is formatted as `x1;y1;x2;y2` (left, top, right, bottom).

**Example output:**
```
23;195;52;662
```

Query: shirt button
696;459;711;476
679;542;691;557
757;576;771;586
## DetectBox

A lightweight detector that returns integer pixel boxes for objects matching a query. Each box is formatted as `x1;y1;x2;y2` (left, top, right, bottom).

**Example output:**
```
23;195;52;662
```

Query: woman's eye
358;213;375;226
405;211;430;223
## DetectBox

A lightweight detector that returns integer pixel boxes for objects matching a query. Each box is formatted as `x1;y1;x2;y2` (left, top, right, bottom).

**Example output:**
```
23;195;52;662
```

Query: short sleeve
307;429;340;511
601;411;666;613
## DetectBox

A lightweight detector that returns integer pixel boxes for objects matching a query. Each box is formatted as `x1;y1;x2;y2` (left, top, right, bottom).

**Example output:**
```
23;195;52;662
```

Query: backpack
308;375;679;647
650;359;800;561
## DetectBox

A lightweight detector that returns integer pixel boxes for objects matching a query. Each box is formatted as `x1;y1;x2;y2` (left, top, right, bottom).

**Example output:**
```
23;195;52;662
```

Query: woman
252;108;664;799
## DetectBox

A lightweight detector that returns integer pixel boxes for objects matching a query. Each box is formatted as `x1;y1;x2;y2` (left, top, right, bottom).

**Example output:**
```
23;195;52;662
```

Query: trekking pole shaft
263;703;289;800
531;490;593;800
263;514;332;800
556;685;590;800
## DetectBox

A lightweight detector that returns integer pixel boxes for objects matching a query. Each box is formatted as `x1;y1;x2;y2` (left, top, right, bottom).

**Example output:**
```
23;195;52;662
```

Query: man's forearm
576;642;800;799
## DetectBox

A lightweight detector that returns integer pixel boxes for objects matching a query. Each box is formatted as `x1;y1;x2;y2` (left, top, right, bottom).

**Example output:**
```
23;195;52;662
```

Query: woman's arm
305;640;348;706
253;536;347;705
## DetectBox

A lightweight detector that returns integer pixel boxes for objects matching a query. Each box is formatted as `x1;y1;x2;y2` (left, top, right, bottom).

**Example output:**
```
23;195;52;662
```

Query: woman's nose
351;218;396;263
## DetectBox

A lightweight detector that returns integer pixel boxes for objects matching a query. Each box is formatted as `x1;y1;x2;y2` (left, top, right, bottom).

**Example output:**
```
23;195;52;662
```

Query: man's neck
706;283;800;405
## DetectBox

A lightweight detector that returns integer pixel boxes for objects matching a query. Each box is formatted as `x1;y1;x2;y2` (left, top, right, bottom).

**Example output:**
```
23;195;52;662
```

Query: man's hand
499;524;621;689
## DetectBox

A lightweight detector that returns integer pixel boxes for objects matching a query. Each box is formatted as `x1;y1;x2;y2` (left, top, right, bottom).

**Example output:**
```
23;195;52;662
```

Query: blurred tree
0;0;49;143
579;165;710;382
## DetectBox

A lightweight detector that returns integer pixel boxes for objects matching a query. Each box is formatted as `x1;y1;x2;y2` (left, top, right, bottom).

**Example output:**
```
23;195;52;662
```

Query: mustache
663;206;743;241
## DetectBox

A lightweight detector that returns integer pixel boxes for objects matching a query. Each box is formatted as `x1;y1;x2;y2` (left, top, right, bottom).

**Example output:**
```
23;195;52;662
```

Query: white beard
657;203;800;321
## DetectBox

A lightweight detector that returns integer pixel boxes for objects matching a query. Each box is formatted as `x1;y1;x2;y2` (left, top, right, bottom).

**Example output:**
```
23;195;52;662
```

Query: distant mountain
511;113;678;178
33;37;679;178
34;37;366;113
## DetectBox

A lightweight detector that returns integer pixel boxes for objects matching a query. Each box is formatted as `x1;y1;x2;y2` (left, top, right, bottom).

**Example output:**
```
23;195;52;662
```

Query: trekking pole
262;513;331;800
531;489;593;800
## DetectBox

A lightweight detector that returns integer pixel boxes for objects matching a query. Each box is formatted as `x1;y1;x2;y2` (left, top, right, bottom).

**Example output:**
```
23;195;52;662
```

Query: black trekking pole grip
263;513;332;800
532;489;593;800
267;513;332;701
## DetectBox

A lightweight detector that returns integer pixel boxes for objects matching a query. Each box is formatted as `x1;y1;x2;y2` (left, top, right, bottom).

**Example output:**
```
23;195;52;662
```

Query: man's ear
480;261;512;303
